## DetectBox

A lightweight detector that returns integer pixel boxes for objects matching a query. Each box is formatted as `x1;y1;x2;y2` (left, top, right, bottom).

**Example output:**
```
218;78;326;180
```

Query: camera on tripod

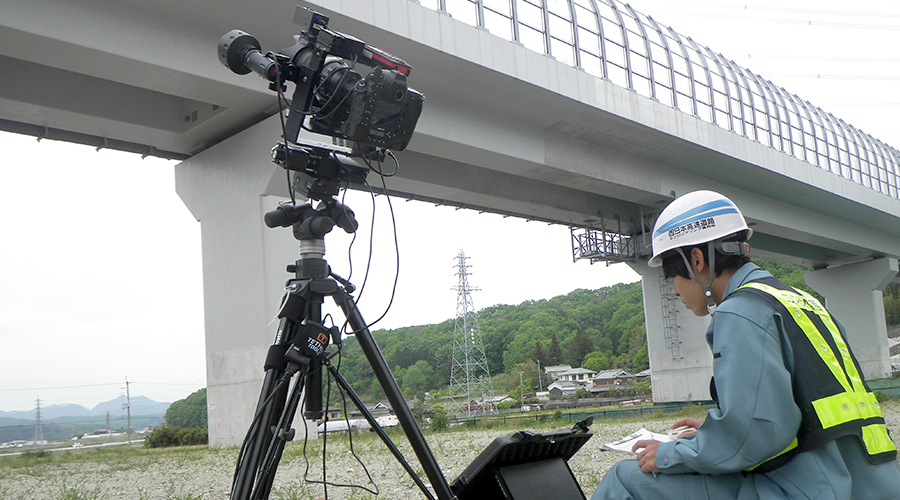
218;5;425;152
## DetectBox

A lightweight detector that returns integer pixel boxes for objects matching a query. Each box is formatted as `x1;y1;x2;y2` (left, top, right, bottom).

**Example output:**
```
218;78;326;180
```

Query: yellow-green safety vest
725;278;896;473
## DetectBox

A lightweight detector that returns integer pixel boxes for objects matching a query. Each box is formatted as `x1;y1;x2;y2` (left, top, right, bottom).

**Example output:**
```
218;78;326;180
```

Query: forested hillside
332;280;645;402
330;260;899;403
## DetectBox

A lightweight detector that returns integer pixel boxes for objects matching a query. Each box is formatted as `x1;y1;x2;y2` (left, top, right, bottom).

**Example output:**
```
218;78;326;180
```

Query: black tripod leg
332;289;456;500
323;358;436;500
231;319;295;500
252;370;307;500
231;371;288;499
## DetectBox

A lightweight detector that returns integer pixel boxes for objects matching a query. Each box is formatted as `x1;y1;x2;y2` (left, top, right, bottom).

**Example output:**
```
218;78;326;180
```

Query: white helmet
648;190;752;268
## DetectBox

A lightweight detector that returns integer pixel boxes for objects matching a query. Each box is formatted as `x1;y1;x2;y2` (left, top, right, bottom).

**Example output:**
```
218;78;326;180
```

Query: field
2;401;899;500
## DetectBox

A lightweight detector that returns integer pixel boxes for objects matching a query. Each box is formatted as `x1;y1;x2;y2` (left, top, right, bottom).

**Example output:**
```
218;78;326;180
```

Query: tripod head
265;196;358;242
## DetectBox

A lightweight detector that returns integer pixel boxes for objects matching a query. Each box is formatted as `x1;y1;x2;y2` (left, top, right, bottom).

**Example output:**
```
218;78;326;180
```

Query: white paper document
600;427;673;454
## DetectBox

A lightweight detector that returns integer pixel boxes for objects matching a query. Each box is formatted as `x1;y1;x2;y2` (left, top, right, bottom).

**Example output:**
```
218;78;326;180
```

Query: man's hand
632;439;662;473
669;418;702;438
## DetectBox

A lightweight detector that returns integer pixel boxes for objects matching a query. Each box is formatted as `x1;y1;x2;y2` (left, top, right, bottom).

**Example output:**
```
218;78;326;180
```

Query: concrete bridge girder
3;0;900;443
2;0;897;266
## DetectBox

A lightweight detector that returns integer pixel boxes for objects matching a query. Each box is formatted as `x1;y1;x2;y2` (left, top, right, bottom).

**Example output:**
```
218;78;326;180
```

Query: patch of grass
0;443;213;473
666;403;709;421
271;483;316;500
163;480;205;500
15;449;55;477
164;445;207;469
57;482;106;500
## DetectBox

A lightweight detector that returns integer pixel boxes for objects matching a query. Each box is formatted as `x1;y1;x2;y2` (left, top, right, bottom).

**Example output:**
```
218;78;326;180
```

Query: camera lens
218;30;261;75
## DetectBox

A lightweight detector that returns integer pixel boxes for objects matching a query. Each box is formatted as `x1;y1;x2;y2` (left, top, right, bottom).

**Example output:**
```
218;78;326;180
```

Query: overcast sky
1;0;898;412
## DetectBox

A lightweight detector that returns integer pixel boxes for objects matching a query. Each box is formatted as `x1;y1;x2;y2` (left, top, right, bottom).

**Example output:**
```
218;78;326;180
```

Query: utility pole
518;372;524;408
537;359;543;391
123;377;132;447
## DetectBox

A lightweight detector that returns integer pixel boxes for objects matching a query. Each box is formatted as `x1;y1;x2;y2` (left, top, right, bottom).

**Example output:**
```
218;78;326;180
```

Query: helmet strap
675;243;717;315
706;240;717;314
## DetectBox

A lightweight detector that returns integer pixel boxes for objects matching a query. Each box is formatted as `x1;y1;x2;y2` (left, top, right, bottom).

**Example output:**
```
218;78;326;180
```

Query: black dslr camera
218;6;424;152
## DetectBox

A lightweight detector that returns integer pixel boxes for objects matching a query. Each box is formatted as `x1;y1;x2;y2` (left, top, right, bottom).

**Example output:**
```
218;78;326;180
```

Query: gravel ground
3;401;900;500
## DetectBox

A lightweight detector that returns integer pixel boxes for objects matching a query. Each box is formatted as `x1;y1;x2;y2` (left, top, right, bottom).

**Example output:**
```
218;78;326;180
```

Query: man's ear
690;246;707;274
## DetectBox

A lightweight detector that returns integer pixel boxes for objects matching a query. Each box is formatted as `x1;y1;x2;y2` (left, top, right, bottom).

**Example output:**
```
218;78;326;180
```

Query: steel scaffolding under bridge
570;210;656;264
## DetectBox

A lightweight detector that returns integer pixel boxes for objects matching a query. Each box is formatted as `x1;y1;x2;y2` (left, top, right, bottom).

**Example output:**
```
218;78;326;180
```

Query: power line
0;380;203;392
744;55;900;63
641;0;900;20
661;12;900;31
763;73;900;81
744;6;900;19
820;103;900;108
0;382;121;392
638;2;900;30
0;379;206;411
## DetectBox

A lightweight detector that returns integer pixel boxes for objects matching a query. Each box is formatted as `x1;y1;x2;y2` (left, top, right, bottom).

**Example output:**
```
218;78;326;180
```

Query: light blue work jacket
593;263;900;500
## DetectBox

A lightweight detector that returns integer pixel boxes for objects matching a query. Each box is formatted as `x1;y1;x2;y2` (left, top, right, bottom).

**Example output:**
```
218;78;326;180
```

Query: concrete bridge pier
174;115;313;447
629;260;715;404
805;258;899;381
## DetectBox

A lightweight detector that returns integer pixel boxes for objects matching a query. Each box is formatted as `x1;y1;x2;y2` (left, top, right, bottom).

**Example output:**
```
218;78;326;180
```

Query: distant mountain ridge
0;395;170;420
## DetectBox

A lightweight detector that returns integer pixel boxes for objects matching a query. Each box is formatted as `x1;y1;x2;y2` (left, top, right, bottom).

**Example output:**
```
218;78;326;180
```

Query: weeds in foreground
163;479;205;500
57;482;106;500
271;483;315;500
18;449;54;477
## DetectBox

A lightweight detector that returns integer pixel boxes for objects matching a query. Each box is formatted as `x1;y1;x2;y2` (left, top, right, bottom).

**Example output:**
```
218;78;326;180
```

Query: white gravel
3;401;899;499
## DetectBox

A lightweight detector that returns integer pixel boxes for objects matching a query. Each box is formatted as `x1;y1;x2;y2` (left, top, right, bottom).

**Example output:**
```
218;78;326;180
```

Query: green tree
547;332;562;365
628;343;649;372
533;341;545;364
144;424;208;448
884;282;900;328
582;351;610;371
755;259;821;301
430;408;449;431
403;360;431;394
165;388;207;429
567;329;594;367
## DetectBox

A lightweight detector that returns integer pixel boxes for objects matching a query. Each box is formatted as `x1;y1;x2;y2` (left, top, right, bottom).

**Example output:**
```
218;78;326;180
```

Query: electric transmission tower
447;250;494;417
34;397;44;443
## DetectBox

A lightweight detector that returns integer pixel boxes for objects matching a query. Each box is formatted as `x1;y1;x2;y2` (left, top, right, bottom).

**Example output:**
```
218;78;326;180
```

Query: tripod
229;196;456;500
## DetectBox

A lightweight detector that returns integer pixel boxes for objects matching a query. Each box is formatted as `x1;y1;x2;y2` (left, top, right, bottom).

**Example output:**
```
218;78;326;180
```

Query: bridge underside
2;0;899;445
3;0;896;267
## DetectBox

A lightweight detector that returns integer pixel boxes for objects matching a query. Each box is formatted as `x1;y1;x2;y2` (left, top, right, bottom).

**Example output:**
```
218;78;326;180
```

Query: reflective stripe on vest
862;424;898;456
737;281;896;462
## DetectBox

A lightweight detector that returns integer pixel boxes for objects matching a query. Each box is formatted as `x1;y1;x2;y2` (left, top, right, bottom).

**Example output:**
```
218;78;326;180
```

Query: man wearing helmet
591;190;900;500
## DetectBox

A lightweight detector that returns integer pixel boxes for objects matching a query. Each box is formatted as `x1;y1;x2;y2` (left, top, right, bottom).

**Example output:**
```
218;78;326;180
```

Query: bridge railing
422;0;899;200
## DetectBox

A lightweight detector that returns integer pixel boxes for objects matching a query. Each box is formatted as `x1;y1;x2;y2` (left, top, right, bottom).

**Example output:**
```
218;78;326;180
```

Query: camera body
219;6;424;152
311;64;420;150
